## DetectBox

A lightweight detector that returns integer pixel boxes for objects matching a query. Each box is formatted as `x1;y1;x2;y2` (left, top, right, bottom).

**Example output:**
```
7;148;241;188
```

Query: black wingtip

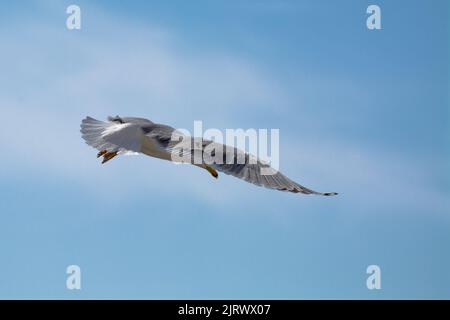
323;192;338;196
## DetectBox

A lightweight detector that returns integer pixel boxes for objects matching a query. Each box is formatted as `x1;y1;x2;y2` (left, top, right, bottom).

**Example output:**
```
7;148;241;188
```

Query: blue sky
0;0;448;299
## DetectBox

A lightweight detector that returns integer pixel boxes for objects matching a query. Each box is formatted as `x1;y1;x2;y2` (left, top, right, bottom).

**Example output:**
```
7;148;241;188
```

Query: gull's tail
80;116;113;151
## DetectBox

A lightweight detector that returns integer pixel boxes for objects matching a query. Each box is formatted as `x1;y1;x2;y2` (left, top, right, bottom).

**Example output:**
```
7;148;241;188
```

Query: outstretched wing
208;142;336;195
214;147;336;195
148;130;337;196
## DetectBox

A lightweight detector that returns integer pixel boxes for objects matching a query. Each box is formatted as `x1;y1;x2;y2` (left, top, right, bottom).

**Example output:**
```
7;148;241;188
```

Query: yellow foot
102;151;118;164
205;165;219;179
97;150;107;158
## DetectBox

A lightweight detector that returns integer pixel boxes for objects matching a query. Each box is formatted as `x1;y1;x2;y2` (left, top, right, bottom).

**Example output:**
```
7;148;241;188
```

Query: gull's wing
207;142;337;195
148;130;337;196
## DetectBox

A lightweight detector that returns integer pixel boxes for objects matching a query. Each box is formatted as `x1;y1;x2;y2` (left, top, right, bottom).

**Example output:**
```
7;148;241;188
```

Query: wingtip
323;192;338;196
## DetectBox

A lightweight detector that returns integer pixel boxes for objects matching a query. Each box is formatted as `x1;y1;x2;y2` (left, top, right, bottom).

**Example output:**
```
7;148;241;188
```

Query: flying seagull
80;116;337;196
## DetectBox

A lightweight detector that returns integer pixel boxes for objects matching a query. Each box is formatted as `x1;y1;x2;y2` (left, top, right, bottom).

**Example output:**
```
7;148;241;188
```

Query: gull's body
80;116;337;196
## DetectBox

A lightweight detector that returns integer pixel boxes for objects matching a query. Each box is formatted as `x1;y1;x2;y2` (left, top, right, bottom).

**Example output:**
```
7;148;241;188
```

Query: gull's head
108;115;124;124
108;115;154;126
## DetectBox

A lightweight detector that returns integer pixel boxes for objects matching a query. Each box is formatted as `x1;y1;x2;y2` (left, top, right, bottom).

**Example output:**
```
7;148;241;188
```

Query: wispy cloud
0;4;447;220
0;12;290;202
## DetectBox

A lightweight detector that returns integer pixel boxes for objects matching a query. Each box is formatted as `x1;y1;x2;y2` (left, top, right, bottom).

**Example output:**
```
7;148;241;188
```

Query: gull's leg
97;150;107;158
102;151;118;164
204;165;219;179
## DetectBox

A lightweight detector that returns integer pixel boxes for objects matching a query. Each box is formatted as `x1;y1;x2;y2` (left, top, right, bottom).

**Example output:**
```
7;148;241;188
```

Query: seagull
80;116;337;196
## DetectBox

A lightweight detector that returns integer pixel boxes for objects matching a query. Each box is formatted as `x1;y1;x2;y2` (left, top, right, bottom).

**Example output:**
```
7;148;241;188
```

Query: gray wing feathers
148;131;337;196
211;149;336;195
